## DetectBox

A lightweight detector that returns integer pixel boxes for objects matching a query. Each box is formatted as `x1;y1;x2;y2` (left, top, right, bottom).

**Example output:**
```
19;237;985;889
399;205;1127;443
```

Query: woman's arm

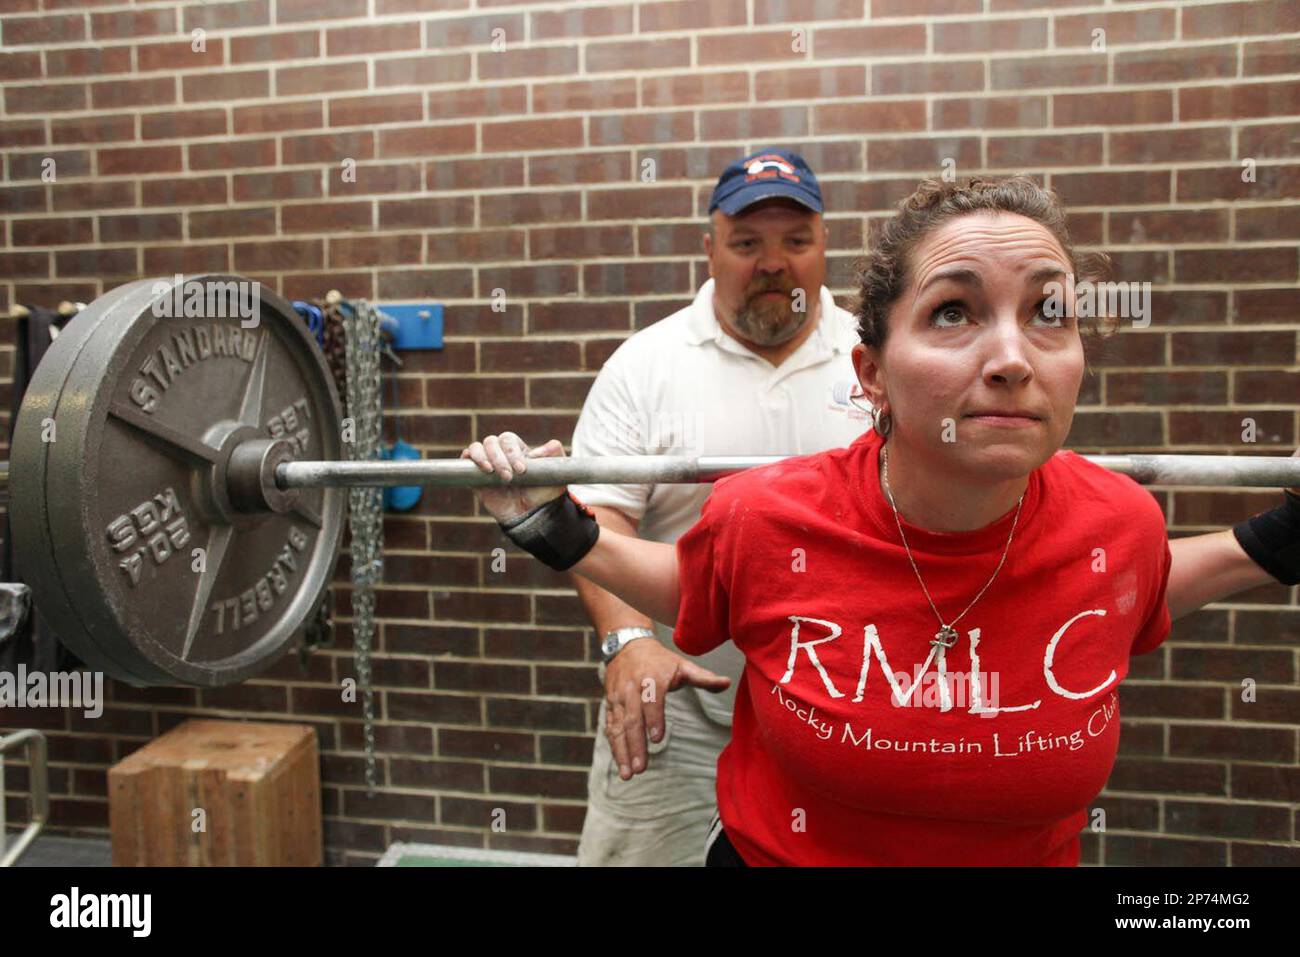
1167;530;1273;621
461;431;680;626
570;526;679;627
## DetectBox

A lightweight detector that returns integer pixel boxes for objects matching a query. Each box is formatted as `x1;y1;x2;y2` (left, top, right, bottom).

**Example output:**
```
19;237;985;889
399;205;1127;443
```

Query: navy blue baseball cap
708;149;823;216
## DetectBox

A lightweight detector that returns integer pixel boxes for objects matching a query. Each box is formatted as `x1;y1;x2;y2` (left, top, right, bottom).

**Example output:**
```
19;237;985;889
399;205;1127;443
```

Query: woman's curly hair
853;176;1116;439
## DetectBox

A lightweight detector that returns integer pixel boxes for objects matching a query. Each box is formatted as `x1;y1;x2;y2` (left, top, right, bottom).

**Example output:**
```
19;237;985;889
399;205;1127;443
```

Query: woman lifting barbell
460;177;1300;866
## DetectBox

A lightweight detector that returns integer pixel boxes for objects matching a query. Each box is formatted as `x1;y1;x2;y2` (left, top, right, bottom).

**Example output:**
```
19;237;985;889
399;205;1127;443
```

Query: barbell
5;275;1299;689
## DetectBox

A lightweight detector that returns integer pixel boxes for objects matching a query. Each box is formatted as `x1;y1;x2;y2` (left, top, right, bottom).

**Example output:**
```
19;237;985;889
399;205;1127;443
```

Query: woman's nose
983;316;1033;384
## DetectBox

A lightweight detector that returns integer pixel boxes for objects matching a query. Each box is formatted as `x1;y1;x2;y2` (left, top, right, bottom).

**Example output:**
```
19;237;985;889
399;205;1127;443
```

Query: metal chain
879;444;1024;652
342;299;384;795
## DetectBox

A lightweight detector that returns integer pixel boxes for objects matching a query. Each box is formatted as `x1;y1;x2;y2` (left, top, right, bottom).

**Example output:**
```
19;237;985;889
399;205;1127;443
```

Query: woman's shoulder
707;443;859;516
1043;449;1167;528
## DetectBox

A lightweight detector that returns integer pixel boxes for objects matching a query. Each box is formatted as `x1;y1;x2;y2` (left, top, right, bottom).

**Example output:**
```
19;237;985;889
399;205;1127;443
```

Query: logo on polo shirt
745;154;801;184
827;380;869;420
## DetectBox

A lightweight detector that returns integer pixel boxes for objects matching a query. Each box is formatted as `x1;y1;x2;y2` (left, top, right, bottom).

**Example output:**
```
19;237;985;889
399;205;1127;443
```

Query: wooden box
109;719;321;866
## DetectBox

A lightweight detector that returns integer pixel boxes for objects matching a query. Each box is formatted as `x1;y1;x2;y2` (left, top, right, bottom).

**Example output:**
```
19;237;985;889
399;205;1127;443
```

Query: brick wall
1;0;1298;865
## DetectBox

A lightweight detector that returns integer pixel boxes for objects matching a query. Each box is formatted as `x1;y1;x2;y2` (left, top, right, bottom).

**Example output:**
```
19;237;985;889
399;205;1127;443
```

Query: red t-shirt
674;428;1172;866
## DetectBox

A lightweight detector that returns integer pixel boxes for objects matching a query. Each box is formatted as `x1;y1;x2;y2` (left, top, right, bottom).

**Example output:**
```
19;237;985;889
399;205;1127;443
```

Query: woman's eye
1030;299;1066;327
930;302;967;326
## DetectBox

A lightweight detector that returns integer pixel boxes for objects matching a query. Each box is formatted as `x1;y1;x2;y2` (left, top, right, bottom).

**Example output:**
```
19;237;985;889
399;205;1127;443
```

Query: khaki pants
577;689;731;866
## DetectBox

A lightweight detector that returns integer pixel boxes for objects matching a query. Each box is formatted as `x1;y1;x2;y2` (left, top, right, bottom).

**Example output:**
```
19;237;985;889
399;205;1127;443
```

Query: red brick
1052;171;1171;206
276;0;367;24
756;0;863;22
276;62;368;97
427;157;524;191
868;136;980;173
142;245;230;274
585;38;689;73
700;106;805;140
934;95;1047;130
481;192;581;226
137;38;225;72
1234;288;1300;323
530;302;629;334
530;225;633;260
989;133;1103;168
230;29;319;63
1181;80;1300;122
428;231;525;263
1054;8;1176;47
376;53;471;87
1115;45;1237;84
232;239;324;272
3;118;50;146
329;92;423;127
180;70;269;103
2;13;85;45
529;152;631;186
329;234;423;268
1183;0;1300;40
326;21;421;55
478;265;579;298
141;108;228;140
699;30;807;65
873;61;983;95
992;55;1106;90
1236;206;1300;241
583;261;690;296
1065;411;1163;448
426;12;525;47
478;45;578;80
1177;164;1300;203
97;144;182;175
531;4;633;39
188;138;275;171
533;77;637;113
1054;90;1173;126
51;115;134;145
933;18;1047;53
1109;209;1229;244
50;181;135;212
232;170;320;202
1172;331;1297;367
181;0;270;31
45;46;131;77
1244;38;1300;76
428;84;527;120
233;100;324;135
379;196;474;229
377;268;473;300
281;201;372;233
1110;127;1231;164
586;187;692;220
591;111;694;146
144;175;228;206
811;102;925;135
190;207;277;238
379;124;476;158
874;0;977;12
282;129;374;164
328;162;424;196
5;83;86;114
755;65;863;101
483;116;583;151
643;72;749;107
1175;247;1297;283
91;76;175;110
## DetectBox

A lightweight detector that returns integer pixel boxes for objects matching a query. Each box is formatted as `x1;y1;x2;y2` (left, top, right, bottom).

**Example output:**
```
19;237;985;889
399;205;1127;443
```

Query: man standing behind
567;150;871;865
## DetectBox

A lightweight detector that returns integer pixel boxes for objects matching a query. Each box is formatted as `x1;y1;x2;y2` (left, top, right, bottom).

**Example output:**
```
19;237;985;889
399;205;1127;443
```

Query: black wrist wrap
1232;489;1300;586
501;491;600;571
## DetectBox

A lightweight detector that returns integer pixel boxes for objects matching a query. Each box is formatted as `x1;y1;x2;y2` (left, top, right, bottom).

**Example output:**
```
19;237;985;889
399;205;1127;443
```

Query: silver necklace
880;444;1025;652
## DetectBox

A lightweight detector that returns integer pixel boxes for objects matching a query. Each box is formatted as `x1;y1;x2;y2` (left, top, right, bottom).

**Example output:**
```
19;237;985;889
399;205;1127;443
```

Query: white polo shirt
569;278;873;726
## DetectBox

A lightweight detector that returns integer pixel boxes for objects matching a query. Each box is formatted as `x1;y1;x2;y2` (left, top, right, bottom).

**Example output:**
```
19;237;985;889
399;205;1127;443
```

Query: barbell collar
274;453;1300;491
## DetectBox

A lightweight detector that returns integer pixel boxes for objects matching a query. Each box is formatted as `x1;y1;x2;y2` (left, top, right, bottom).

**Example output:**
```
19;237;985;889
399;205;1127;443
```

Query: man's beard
729;285;811;346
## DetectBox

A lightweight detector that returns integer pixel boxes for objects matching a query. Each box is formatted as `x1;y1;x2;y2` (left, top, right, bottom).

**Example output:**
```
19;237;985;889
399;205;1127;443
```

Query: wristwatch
600;626;656;664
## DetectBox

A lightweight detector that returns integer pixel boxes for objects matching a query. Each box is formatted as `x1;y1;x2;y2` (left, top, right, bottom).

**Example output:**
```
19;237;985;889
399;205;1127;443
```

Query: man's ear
703;229;716;279
852;342;886;409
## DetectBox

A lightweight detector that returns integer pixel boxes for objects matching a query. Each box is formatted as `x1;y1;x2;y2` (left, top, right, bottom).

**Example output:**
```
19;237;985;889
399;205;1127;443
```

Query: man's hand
604;638;730;780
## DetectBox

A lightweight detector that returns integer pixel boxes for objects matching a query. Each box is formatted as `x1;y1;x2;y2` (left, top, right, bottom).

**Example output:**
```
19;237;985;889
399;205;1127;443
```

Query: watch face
601;635;621;658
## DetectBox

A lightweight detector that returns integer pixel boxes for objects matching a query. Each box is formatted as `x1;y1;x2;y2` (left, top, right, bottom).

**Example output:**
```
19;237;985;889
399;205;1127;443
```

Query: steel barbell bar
3;452;1300;495
273;453;1300;490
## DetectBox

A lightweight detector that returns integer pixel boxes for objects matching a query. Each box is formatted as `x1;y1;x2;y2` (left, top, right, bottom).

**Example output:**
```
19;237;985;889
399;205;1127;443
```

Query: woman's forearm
1167;530;1273;620
572;526;680;627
